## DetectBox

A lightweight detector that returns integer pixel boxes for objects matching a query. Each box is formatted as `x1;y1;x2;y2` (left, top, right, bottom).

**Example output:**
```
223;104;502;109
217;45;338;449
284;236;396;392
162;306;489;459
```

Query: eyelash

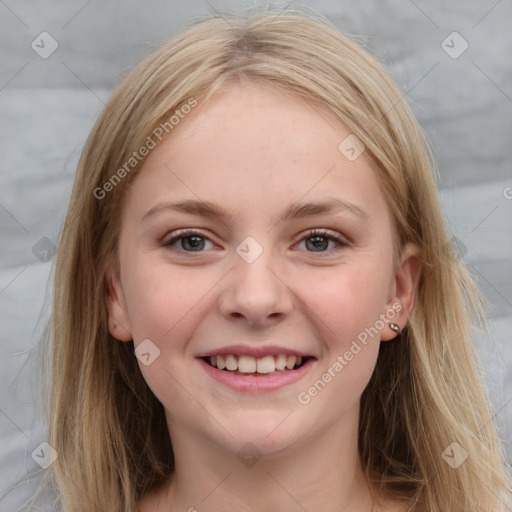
163;228;349;254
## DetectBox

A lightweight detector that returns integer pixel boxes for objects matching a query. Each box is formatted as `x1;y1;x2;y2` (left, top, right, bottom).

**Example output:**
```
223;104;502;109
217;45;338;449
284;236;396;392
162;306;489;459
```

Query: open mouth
200;354;311;376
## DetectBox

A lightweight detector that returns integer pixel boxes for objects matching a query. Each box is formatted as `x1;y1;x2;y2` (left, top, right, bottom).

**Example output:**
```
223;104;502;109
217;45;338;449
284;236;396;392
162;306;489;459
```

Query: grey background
1;1;511;510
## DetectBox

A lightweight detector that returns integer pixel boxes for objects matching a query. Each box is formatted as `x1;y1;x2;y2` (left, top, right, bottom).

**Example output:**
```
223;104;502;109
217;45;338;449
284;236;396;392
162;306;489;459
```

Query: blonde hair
34;7;510;512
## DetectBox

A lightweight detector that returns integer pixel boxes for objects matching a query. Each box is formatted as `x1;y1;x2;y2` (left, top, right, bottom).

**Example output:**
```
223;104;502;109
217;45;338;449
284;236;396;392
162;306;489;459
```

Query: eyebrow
142;198;369;224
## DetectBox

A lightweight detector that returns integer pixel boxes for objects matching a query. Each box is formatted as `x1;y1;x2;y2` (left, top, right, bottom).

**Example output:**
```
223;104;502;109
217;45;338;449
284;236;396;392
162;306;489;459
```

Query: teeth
256;355;276;374
225;354;238;370
206;354;307;373
238;355;256;373
275;354;287;370
286;355;296;370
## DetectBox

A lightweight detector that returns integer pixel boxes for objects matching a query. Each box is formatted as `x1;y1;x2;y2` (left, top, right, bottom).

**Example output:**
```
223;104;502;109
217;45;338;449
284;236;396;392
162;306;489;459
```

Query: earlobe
105;265;133;342
382;242;422;341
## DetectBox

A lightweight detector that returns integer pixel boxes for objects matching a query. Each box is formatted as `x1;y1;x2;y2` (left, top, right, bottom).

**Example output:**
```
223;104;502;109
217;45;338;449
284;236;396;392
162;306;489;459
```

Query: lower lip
197;358;315;392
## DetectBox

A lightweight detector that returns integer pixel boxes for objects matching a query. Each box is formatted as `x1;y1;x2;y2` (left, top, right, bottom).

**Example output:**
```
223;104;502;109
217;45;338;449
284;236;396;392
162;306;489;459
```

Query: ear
381;242;422;341
105;264;133;342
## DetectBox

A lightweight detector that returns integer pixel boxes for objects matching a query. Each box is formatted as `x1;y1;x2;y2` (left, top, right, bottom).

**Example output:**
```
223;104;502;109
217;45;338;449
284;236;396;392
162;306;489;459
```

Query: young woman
37;8;510;512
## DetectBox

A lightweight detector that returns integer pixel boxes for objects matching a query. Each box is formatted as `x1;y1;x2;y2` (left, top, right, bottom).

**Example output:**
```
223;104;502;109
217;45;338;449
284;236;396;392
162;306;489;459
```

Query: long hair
34;8;510;511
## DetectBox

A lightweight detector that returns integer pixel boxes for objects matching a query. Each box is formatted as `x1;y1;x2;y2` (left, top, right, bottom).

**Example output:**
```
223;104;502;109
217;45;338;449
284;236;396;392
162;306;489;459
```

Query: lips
197;355;315;392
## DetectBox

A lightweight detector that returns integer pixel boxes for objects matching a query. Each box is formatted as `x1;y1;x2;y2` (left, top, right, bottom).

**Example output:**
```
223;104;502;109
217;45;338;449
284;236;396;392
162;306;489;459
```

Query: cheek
121;250;213;345
121;255;217;404
293;264;388;414
297;259;391;349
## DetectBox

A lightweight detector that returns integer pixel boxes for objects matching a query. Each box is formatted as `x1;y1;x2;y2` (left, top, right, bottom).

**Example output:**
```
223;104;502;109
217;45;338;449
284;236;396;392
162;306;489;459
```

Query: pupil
307;236;328;251
183;236;204;251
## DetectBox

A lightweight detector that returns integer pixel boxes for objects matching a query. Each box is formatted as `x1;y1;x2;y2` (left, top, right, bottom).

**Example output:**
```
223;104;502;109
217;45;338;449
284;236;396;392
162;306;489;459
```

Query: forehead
122;82;390;228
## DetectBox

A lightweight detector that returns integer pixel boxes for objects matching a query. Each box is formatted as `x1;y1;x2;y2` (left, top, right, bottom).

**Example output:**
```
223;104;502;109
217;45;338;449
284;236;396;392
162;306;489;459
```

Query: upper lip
195;344;315;359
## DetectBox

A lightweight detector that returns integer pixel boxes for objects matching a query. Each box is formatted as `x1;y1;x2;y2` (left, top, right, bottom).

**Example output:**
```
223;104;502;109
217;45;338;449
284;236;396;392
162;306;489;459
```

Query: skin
106;81;421;511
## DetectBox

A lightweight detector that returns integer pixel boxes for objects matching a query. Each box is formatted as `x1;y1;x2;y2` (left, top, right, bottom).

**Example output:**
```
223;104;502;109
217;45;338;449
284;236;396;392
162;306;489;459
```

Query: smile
197;353;316;392
203;354;309;375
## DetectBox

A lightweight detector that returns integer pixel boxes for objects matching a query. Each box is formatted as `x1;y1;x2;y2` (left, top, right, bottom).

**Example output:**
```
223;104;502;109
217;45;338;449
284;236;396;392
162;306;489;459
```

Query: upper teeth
209;354;303;373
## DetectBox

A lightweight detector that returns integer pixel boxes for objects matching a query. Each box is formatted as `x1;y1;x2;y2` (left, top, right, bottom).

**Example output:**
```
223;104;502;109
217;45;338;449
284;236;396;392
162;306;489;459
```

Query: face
107;81;419;457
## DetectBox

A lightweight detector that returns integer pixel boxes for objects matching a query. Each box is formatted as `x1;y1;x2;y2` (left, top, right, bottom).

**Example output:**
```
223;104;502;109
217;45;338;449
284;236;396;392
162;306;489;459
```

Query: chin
217;410;308;457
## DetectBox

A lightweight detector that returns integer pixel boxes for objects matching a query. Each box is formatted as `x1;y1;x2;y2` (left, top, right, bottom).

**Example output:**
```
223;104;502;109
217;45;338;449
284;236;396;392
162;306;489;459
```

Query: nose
217;249;293;328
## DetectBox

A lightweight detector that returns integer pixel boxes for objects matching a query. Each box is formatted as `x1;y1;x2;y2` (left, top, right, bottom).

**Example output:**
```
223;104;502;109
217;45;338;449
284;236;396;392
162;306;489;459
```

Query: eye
162;228;349;254
163;229;216;252
296;229;349;253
